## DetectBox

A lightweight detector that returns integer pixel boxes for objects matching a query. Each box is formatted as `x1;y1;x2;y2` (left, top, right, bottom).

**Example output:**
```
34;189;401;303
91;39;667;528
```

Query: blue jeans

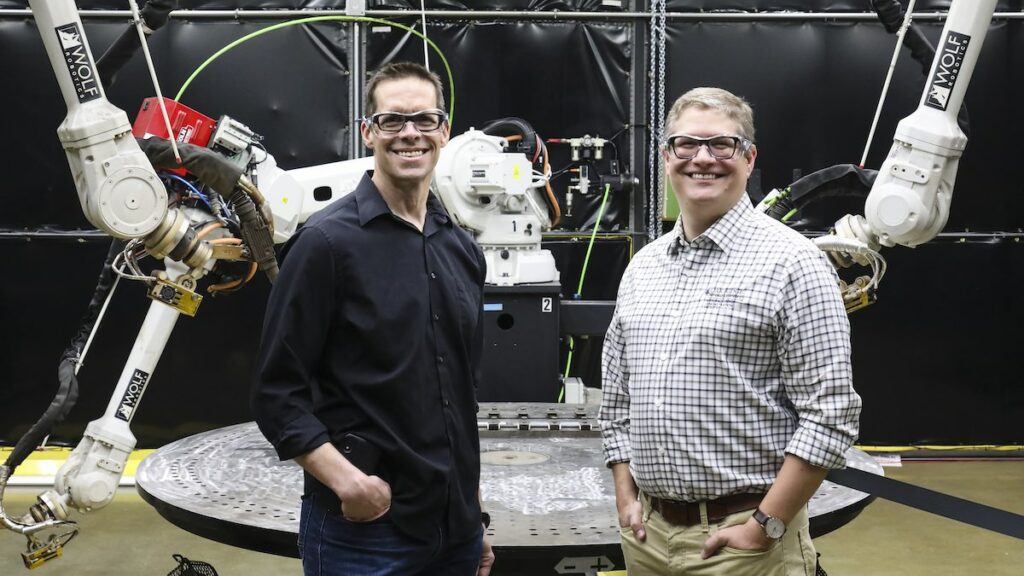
298;494;484;576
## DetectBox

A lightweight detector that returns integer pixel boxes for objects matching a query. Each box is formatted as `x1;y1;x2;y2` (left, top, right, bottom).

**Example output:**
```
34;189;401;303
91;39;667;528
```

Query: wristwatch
752;507;786;539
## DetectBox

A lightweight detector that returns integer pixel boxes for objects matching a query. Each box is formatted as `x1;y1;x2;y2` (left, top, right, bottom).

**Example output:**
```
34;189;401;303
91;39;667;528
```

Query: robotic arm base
485;247;559;286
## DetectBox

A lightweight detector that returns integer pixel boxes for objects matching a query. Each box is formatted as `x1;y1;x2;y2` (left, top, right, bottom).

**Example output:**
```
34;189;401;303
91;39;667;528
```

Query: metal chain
647;0;667;241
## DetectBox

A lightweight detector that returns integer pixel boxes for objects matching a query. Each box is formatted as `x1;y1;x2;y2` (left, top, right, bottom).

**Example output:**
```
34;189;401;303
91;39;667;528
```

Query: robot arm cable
2;238;126;473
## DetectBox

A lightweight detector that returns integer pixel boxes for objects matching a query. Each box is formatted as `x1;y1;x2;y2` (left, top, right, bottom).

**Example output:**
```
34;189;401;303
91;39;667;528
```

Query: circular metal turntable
137;418;880;576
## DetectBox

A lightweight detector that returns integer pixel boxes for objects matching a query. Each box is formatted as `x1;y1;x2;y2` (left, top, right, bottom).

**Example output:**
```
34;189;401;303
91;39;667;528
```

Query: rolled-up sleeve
778;249;862;469
251;227;336;461
599;269;633;466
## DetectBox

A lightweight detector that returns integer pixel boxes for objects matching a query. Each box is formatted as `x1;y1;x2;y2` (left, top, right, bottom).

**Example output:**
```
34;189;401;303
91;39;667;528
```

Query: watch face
764;517;786;539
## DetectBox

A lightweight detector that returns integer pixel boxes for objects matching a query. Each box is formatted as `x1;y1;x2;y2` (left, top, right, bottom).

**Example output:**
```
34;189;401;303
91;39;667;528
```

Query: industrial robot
0;0;998;569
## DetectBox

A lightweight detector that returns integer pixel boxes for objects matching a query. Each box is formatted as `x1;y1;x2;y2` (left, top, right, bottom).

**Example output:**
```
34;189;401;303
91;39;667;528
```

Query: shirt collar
355;171;453;231
668;195;753;255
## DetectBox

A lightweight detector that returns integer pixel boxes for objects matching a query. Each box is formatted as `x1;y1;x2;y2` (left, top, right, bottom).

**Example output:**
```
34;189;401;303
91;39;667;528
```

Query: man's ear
360;120;374;149
745;144;758;175
439;122;451;147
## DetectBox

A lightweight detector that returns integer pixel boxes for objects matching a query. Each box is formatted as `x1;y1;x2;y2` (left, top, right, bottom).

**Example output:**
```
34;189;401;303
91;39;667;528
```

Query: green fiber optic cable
782;208;799;222
174;16;456;126
558;335;575;403
576;184;613;296
559;183;613;402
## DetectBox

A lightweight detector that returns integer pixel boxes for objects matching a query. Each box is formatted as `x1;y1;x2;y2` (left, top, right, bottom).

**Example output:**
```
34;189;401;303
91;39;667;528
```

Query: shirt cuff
785;421;854;470
269;412;331;462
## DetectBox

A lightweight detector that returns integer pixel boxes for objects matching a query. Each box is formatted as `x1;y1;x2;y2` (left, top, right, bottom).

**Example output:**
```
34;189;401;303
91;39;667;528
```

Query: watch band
752;507;786;539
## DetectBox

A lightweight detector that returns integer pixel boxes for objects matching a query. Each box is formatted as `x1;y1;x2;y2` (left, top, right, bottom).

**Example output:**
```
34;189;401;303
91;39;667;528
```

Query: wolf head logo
928;85;951;109
58;28;82;50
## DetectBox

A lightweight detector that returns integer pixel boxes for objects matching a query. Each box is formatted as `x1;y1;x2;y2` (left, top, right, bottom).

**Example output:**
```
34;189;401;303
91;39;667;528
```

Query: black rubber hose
481;117;539;159
138;138;242;197
765;165;878;223
229;189;279;283
3;238;126;469
96;1;177;90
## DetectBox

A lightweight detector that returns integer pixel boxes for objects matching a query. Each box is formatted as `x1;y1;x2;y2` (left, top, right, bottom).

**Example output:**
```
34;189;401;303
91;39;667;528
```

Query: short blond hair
665;87;755;142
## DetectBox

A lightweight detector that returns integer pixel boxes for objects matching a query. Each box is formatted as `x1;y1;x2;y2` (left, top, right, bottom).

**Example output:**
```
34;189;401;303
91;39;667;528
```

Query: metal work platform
137;406;881;576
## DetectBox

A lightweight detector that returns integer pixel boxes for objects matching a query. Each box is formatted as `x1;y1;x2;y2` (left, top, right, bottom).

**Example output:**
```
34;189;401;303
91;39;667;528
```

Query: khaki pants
619;494;817;576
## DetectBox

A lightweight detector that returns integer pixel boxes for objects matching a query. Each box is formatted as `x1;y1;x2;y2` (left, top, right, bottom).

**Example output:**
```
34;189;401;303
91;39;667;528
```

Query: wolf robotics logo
115;369;151;422
925;31;971;111
54;23;101;103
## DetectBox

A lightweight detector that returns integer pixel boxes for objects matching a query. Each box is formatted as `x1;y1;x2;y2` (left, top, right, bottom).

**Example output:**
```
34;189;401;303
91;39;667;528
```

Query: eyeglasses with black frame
664;134;752;160
363;109;448;134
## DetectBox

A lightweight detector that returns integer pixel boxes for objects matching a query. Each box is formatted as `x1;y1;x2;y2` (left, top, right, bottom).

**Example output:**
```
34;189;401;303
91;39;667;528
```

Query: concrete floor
0;459;1021;575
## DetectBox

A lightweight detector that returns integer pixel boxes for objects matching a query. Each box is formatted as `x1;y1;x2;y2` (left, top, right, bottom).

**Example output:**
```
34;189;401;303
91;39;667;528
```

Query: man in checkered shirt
599;87;862;576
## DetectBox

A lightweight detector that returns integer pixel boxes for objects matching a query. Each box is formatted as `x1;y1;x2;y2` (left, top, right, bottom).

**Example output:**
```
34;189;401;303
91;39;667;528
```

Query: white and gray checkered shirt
599;197;861;501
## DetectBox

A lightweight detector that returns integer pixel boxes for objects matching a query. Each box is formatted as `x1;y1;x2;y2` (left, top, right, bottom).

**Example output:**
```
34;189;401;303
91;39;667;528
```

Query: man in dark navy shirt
252;62;494;576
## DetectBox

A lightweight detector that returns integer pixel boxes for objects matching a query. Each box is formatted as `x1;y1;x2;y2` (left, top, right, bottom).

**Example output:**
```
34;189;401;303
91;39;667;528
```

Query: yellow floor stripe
1;448;155;479
857;445;1024;453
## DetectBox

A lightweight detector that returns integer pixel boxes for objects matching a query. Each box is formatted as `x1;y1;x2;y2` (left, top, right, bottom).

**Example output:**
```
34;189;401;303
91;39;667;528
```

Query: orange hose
542;142;561;227
196;221;223;240
208;261;258;293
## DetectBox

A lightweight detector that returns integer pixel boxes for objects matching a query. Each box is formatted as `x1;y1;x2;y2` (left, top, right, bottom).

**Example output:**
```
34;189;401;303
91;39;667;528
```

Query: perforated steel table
137;407;881;576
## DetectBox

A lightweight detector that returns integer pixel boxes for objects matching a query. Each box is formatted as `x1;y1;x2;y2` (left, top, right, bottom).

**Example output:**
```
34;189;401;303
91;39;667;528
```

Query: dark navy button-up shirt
252;172;485;542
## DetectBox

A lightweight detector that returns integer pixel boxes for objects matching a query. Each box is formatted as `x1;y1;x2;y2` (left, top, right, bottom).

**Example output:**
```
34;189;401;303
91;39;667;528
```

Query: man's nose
397;120;421;137
691;143;717;162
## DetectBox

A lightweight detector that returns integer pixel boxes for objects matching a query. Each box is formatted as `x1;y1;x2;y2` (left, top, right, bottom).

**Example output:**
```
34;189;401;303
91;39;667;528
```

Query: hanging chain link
647;0;667;241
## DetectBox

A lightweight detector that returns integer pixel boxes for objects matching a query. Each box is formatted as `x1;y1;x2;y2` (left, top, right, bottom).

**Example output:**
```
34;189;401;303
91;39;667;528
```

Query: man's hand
616;494;646;542
477;532;495;575
337;473;392;522
611;462;646;542
700;518;772;559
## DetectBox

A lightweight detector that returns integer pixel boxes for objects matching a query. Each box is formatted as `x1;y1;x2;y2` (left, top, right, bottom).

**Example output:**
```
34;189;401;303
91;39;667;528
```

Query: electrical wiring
814;235;888;290
160;171;212;209
540;139;560;227
174;16;458;128
497;127;560;226
195;220;224;240
111;243;157;283
813;234;887;312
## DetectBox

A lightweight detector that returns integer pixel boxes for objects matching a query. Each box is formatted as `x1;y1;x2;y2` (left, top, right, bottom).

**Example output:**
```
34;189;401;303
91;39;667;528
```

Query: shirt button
430;272;437;279
654;398;663;407
659;353;668;361
670;309;680;317
438;355;445;364
433;313;440;321
657;445;666;454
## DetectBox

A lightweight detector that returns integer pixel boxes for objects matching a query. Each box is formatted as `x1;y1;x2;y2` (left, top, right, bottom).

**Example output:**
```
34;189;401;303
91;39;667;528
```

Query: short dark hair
364;62;445;116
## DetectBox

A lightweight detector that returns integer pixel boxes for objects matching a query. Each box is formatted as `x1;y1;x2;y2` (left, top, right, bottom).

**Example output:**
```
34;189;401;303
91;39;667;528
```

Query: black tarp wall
1;1;1021;447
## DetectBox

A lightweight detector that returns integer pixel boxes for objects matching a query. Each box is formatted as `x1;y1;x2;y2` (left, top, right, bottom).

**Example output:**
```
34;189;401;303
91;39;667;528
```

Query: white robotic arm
272;128;559;285
9;2;555;568
435;128;558;285
831;0;996;252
